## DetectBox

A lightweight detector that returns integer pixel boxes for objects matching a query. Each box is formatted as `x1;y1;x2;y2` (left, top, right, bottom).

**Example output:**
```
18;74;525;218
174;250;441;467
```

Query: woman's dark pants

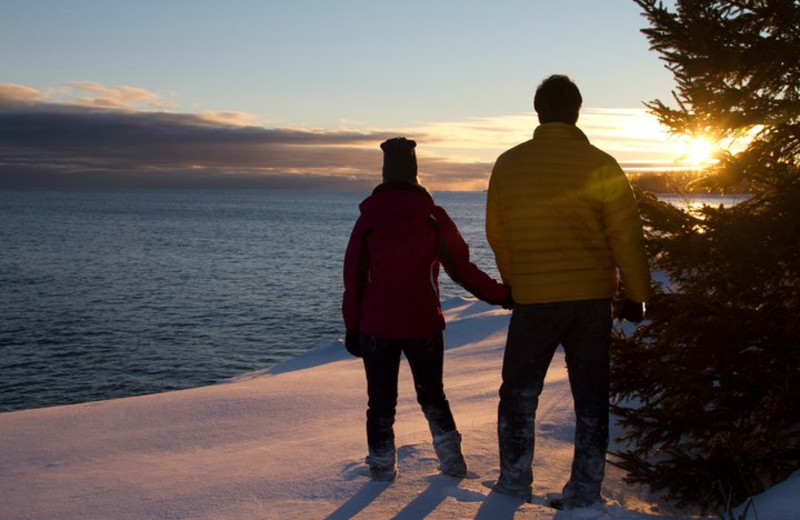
360;333;458;472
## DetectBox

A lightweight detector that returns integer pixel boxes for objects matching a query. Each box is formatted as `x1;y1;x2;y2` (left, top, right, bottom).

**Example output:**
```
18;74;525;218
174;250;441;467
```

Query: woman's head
381;137;418;184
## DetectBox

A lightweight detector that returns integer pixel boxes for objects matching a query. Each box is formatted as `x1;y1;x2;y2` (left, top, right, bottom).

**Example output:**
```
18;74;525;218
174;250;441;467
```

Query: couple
341;75;650;511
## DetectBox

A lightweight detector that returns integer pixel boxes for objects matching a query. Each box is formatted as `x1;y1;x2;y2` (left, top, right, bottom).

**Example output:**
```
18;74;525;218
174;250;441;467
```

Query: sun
677;135;717;167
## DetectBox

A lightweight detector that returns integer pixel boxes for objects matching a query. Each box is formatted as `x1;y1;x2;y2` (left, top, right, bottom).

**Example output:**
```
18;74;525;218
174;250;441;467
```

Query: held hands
615;299;645;323
501;286;514;310
497;287;642;322
345;329;362;357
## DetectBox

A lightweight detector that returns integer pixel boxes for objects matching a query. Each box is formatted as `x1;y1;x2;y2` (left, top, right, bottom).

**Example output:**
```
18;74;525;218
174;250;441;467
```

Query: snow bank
732;470;800;520
0;298;795;519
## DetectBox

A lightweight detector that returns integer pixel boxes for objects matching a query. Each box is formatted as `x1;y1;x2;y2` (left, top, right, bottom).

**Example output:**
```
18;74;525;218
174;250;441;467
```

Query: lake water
0;190;499;412
0;189;741;412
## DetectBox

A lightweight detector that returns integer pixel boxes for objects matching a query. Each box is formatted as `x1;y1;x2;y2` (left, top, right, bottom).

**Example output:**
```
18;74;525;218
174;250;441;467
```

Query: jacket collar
532;122;589;142
372;180;430;196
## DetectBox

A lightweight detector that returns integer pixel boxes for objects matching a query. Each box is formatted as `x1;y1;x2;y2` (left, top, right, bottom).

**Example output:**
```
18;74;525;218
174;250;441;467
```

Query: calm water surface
1;189;738;412
0;190;496;412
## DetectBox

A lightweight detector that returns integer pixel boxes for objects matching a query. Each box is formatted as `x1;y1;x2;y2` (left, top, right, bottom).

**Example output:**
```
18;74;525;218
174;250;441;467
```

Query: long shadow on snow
473;489;526;520
321;481;391;520
388;474;484;520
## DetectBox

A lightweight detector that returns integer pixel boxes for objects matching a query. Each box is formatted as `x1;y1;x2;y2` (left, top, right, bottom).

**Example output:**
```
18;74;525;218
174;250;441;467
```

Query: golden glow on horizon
408;109;720;176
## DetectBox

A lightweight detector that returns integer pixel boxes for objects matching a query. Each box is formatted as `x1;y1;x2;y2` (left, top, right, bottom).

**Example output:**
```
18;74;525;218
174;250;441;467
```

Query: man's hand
616;299;645;323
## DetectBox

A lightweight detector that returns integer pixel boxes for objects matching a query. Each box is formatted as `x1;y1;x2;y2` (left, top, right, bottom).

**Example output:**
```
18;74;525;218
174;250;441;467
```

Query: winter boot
366;447;397;482
433;431;467;477
548;495;605;510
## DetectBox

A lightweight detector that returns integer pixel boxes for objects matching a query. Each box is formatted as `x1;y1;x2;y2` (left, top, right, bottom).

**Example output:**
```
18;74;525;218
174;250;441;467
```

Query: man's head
533;75;582;125
380;137;419;184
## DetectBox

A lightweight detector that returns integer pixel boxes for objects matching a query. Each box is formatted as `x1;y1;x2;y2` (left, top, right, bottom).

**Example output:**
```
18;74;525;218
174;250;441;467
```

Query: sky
0;0;695;190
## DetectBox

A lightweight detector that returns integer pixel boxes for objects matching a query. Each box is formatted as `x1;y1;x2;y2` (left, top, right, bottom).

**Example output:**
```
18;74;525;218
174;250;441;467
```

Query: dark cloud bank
0;92;489;190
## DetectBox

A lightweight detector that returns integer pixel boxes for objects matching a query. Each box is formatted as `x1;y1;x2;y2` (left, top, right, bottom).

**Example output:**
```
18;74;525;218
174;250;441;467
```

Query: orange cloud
0;84;42;105
42;81;177;110
197;111;261;127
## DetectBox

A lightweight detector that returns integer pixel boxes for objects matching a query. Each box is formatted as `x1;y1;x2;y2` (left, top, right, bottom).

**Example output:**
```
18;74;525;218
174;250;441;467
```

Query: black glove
345;329;362;357
616;299;645;323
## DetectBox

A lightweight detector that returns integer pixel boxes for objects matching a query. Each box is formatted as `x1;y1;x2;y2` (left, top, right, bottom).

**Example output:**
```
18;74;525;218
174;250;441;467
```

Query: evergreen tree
611;0;800;513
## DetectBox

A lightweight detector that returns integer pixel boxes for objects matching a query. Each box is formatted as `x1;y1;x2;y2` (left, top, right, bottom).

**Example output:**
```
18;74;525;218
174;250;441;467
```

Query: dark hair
533;75;582;124
380;137;419;184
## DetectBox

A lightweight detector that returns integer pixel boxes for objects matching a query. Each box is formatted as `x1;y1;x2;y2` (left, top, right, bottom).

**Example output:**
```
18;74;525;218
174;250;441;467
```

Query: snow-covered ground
1;298;797;519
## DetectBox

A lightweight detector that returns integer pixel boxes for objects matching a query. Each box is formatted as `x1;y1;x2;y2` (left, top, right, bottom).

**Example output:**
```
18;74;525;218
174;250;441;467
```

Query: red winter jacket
342;182;509;339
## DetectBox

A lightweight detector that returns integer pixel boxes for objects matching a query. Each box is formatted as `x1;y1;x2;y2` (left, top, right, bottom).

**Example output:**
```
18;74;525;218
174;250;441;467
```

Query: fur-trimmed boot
433;431;467;477
366;447;397;481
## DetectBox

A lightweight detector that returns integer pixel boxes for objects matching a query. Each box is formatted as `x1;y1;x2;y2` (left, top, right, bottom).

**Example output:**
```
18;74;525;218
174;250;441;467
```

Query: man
486;75;650;510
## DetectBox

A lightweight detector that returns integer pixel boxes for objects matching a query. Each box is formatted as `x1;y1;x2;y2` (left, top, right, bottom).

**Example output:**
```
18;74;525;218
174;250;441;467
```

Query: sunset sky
1;0;694;190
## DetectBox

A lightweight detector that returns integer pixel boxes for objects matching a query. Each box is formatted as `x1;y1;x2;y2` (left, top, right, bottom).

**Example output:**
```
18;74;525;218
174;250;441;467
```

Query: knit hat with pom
380;137;418;184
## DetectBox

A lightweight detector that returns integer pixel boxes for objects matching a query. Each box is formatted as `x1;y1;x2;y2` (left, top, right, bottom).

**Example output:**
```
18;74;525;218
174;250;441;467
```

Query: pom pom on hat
381;137;418;184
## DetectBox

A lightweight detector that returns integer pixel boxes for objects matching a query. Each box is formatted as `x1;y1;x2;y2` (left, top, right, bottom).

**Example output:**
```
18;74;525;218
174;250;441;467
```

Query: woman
342;137;511;481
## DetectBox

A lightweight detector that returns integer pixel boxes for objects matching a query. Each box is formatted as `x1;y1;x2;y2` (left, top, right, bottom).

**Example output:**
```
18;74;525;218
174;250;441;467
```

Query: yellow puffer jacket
486;123;650;304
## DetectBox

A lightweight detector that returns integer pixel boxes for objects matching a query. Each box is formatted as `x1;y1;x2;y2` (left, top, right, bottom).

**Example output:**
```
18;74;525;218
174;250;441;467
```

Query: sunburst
677;135;718;167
